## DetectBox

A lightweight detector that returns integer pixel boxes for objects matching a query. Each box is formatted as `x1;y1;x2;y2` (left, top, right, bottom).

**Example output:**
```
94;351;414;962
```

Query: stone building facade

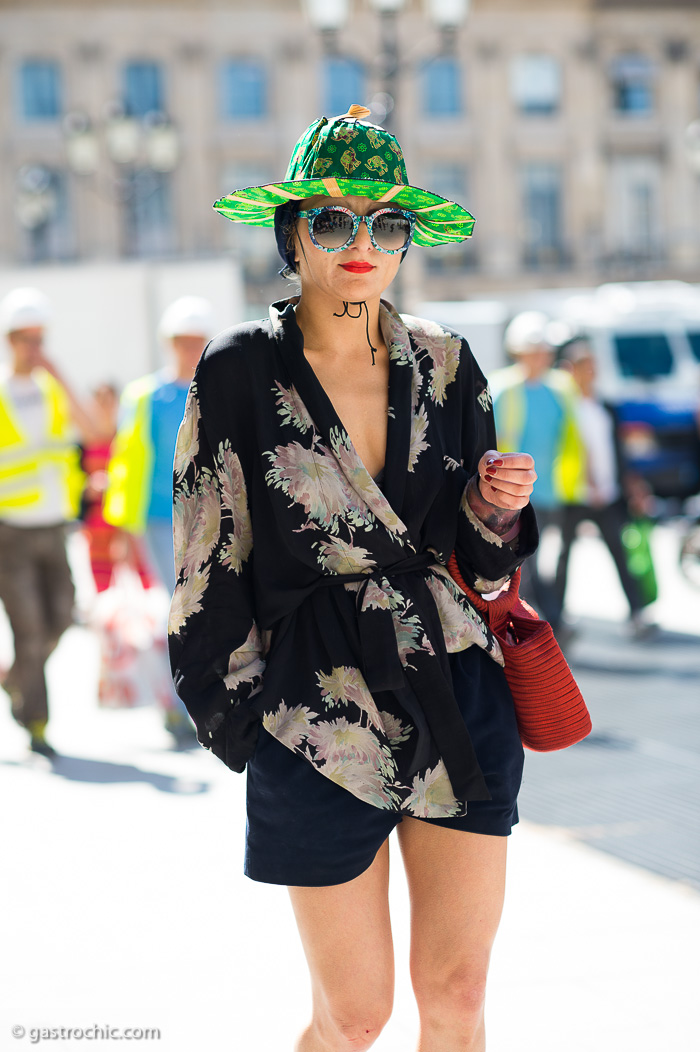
1;0;699;313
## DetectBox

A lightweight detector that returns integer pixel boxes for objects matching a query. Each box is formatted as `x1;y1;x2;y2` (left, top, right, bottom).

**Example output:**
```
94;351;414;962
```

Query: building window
422;162;476;273
322;57;365;116
511;55;561;116
123;61;164;117
610;54;654;116
607;156;661;261
422;57;462;117
520;163;563;267
221;59;267;120
16;166;73;262
123;170;173;257
18;59;62;121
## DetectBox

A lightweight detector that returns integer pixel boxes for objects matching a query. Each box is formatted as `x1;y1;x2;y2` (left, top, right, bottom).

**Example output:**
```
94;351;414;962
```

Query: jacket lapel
379;301;413;517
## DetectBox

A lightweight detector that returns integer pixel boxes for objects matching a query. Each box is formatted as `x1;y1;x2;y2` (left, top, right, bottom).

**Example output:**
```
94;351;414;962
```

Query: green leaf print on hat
213;104;475;247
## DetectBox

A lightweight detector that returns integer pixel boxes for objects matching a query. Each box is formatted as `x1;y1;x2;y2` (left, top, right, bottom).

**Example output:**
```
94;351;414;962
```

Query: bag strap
446;553;521;623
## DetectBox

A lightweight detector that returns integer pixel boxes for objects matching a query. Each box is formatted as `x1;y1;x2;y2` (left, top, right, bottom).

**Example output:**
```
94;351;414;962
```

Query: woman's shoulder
193;318;276;424
401;312;470;349
201;317;275;372
400;312;486;392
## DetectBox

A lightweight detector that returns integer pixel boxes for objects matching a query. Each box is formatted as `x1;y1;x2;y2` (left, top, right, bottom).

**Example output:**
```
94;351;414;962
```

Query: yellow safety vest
103;374;159;535
0;369;84;520
490;365;587;504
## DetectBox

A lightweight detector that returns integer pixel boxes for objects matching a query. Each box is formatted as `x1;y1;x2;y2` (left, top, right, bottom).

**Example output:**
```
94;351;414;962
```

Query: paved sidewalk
1;525;698;1051
1;625;697;1052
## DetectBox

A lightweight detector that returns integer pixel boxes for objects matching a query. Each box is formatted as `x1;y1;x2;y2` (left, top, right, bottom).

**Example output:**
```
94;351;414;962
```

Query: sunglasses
297;205;416;254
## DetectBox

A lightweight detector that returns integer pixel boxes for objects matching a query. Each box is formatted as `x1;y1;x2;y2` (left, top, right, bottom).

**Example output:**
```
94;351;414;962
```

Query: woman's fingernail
486;458;503;467
484;474;494;483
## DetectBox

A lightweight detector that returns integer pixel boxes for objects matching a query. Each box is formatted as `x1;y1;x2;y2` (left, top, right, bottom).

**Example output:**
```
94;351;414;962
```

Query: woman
169;106;538;1052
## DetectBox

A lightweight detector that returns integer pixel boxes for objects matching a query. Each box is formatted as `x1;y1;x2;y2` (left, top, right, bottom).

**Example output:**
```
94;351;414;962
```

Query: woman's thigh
397;819;507;994
288;838;395;1019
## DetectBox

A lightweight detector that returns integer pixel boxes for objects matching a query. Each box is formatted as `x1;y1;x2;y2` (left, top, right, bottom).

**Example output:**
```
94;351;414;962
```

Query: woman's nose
352;217;374;250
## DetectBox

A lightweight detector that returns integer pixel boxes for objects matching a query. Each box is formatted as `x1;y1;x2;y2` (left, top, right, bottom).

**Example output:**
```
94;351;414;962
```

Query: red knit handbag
447;554;592;751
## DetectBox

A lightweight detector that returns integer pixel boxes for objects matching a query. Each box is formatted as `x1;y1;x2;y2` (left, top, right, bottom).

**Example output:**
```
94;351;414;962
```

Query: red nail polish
487;459;504;467
484;474;494;483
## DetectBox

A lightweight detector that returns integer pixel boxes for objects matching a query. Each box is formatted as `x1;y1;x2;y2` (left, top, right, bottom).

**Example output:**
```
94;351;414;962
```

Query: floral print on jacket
168;299;537;818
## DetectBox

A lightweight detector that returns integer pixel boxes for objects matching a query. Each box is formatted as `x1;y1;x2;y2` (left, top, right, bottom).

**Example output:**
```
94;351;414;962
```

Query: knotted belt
317;553;491;803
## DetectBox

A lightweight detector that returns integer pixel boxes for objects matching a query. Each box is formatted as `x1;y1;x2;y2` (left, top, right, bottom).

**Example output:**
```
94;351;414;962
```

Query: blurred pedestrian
554;338;651;636
169;106;538;1051
79;382;153;594
104;296;215;744
0;287;91;757
490;311;586;630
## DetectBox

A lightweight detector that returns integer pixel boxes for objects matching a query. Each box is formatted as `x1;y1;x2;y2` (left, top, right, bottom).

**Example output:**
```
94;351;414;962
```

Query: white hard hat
0;287;51;335
159;296;215;340
503;311;554;355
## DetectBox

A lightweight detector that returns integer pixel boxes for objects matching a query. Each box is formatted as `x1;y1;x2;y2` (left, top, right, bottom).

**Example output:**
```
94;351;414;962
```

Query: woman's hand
477;450;536;510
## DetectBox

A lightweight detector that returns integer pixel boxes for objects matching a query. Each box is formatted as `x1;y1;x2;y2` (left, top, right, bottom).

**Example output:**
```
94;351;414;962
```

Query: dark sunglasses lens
372;213;412;250
311;210;354;249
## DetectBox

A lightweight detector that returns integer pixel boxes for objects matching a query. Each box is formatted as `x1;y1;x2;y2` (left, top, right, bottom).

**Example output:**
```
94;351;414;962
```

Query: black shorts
245;644;524;887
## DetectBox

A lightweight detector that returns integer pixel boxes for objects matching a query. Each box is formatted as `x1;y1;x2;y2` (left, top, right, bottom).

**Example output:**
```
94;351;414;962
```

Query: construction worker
489;311;586;631
104;296;215;744
0;287;92;757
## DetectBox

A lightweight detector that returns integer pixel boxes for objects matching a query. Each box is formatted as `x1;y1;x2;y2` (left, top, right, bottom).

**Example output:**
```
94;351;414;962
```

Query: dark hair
274;201;301;278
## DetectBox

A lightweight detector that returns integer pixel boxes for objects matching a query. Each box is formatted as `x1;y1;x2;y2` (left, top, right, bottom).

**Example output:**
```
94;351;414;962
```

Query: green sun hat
213;104;475;247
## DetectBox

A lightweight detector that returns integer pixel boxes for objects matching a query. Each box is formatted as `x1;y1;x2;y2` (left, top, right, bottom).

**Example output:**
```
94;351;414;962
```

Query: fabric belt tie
318;553;490;803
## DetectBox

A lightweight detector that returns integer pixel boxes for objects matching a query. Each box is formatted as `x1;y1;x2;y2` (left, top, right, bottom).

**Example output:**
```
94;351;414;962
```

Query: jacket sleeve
454;340;538;591
167;371;263;772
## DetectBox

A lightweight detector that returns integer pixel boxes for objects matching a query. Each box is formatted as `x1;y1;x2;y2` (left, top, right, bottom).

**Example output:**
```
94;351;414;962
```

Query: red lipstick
340;262;374;273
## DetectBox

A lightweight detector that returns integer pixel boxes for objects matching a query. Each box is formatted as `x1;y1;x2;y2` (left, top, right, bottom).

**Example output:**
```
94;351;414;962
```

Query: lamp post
368;0;404;128
304;0;470;125
303;0;470;308
62;105;180;256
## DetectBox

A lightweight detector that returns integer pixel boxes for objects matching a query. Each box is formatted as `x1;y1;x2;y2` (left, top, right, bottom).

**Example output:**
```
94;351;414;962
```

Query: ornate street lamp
61;104;180;256
303;0;471;308
63;106;180;175
303;0;470;126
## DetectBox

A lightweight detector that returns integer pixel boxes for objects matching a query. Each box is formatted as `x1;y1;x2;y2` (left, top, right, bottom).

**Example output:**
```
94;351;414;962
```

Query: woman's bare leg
397;819;508;1052
289;839;394;1052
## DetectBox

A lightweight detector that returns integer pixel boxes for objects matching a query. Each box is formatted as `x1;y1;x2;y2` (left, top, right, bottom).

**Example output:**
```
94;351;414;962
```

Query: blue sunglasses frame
297;205;416;254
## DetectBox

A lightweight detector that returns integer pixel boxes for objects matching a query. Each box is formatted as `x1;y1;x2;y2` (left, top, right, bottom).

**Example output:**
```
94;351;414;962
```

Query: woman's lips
339;262;375;273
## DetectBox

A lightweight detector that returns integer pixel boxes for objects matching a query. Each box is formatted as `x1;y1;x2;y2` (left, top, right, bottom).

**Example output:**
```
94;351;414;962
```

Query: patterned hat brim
213;177;475;247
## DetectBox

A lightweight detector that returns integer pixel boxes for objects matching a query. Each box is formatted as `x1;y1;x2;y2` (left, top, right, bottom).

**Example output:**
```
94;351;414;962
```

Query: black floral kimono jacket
168;298;538;819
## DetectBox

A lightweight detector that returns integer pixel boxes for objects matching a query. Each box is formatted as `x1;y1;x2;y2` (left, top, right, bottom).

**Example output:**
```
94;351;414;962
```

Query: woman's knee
316;992;393;1051
413;961;489;1024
